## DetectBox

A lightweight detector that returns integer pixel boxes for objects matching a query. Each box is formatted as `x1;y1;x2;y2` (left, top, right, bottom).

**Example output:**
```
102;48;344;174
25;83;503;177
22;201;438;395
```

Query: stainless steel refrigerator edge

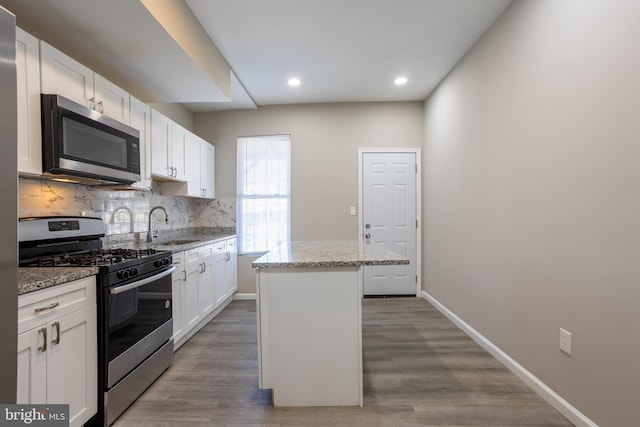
0;5;18;404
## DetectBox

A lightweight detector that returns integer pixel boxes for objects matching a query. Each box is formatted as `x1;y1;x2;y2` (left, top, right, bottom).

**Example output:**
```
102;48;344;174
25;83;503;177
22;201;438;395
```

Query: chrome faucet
109;206;134;233
147;206;169;243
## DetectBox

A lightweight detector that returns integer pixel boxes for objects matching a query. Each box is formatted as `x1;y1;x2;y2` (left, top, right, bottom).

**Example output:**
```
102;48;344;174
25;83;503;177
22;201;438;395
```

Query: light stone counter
18;267;99;295
252;240;409;269
105;233;236;253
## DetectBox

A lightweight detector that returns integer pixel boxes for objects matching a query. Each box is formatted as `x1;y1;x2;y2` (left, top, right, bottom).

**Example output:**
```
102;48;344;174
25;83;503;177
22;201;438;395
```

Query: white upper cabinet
150;109;171;179
16;27;42;176
171;123;187;182
129;96;152;190
185;133;202;197
93;74;130;123
200;140;215;199
166;132;215;199
150;109;187;182
40;41;130;124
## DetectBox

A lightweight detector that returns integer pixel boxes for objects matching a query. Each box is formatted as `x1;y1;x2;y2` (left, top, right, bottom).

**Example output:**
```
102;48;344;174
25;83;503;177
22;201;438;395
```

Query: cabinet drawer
172;251;185;268
201;243;215;257
214;241;226;255
185;248;201;266
18;276;96;334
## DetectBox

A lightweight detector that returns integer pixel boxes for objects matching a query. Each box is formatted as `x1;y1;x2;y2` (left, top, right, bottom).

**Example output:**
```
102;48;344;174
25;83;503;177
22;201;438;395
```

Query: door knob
364;233;371;239
365;224;371;229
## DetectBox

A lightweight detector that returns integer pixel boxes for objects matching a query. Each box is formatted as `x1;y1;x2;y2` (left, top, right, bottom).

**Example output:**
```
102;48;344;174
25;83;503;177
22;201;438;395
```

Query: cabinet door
171;252;185;344
40;41;93;108
199;250;215;316
200;141;215;199
94;74;130;124
171;124;187;182
226;238;238;295
184;133;201;197
16;28;42;176
213;241;227;308
184;249;201;332
150;110;172;178
129;96;152;190
47;305;97;427
16;326;47;405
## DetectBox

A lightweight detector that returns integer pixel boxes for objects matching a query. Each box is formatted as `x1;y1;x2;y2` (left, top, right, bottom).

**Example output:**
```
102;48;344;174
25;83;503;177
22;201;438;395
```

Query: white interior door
362;152;417;295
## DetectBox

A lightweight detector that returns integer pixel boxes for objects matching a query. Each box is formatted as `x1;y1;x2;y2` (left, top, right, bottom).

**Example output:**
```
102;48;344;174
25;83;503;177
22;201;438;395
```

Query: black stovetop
20;247;164;268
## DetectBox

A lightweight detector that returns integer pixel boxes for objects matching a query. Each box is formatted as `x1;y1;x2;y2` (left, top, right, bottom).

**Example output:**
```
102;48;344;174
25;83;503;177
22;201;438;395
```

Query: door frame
357;148;422;297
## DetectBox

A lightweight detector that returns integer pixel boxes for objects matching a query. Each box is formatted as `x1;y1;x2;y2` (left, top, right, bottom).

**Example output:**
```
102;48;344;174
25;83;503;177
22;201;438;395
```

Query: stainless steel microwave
41;94;141;185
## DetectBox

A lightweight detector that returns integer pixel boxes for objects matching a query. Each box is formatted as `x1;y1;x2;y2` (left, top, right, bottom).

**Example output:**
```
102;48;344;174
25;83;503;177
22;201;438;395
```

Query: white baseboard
421;290;597;427
233;292;257;301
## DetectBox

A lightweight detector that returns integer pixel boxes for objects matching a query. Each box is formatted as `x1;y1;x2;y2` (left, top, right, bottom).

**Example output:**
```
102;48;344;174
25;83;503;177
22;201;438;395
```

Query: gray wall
195;102;424;293
423;1;640;425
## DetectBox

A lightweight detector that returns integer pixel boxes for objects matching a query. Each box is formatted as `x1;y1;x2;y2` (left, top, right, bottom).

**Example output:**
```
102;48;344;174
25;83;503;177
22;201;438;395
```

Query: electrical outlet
349;207;357;216
559;328;572;355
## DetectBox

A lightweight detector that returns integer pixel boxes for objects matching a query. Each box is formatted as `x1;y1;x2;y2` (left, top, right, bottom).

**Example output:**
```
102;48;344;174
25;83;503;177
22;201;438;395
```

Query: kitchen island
252;240;408;407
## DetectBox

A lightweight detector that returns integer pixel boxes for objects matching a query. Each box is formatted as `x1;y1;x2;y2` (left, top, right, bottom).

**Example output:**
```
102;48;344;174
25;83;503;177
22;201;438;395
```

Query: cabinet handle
52;321;61;345
183;270;187;281
90;96;95;110
35;302;59;313
202;262;206;273
98;100;104;113
39;327;47;352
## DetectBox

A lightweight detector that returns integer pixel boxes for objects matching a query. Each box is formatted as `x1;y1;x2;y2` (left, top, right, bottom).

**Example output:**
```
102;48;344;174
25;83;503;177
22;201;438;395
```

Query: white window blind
237;135;291;254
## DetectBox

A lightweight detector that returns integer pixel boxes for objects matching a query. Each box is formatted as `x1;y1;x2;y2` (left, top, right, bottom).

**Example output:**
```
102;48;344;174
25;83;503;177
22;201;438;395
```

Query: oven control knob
130;268;138;276
153;260;161;268
117;270;129;279
163;258;170;266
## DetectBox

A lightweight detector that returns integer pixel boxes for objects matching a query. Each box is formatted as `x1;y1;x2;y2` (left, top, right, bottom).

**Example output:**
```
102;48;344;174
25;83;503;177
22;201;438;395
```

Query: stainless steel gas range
19;217;174;426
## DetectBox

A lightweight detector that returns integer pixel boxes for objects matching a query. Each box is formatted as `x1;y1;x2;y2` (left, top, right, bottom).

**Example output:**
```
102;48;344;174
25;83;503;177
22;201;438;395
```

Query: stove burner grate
28;248;160;267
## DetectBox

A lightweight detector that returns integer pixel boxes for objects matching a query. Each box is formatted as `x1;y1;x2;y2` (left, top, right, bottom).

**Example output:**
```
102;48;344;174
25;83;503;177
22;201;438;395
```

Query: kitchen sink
157;239;199;246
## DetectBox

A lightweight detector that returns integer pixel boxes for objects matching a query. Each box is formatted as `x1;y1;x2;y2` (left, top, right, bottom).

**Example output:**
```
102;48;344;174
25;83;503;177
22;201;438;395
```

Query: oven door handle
109;266;176;295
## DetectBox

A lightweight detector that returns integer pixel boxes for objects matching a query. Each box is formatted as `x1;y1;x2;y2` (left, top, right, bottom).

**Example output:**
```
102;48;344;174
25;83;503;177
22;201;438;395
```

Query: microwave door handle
109;266;176;295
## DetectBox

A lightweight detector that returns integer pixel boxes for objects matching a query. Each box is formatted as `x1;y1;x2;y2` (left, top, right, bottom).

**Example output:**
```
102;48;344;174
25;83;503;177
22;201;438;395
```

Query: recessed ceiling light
288;78;301;87
394;76;408;85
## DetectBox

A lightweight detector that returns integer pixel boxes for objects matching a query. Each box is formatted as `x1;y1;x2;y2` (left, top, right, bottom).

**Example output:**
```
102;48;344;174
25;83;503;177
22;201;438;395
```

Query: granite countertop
107;233;236;253
18;267;99;296
18;233;236;296
252;240;410;269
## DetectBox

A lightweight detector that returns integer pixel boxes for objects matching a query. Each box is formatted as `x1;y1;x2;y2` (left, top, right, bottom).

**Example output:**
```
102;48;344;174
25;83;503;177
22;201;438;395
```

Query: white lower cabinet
17;277;97;427
214;238;238;307
171;238;237;350
198;244;216;316
173;244;214;349
171;251;186;344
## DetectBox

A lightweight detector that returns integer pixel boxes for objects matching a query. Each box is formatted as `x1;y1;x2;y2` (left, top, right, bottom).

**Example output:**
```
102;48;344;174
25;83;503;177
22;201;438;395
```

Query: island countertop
252;240;410;269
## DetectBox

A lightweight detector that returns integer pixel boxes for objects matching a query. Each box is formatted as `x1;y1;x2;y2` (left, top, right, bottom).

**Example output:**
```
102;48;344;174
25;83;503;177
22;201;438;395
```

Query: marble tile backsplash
19;177;236;238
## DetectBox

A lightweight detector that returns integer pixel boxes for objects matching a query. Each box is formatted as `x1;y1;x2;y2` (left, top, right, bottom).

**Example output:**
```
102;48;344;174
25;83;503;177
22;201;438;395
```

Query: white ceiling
186;0;511;111
1;0;511;112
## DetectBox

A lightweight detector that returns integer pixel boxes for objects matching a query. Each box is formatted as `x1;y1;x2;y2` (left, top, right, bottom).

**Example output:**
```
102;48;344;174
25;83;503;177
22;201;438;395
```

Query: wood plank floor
114;298;573;427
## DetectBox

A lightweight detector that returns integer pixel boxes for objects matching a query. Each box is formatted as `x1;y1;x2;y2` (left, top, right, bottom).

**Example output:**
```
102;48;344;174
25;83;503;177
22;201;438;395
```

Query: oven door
105;265;175;388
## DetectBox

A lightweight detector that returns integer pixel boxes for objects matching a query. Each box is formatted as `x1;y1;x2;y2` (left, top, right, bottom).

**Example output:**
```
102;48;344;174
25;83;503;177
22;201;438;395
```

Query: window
237;135;291;254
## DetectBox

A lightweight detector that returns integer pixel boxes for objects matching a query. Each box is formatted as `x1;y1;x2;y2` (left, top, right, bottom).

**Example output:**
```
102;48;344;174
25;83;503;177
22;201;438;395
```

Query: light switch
349;207;357;216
